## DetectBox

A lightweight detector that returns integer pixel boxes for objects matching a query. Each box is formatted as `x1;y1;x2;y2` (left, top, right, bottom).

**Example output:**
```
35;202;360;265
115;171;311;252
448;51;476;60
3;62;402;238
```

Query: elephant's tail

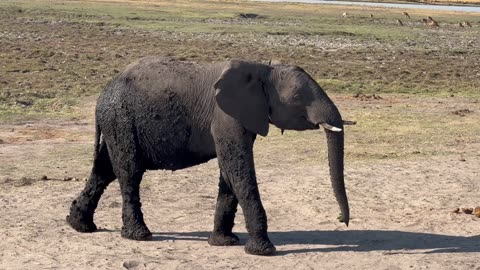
91;120;116;181
93;121;102;159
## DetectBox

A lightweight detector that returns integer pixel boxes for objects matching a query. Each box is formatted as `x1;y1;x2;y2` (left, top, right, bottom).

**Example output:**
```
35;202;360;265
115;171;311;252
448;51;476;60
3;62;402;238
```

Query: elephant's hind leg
208;175;240;246
117;167;152;241
67;141;116;232
106;133;152;241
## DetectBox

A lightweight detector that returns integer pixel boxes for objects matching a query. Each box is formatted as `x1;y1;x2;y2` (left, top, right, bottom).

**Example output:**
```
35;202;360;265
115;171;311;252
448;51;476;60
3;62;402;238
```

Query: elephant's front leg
212;122;275;255
208;175;240;246
231;175;275;255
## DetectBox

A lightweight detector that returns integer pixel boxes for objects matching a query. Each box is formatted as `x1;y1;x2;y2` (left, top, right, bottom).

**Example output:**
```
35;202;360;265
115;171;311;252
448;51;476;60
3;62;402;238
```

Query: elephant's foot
66;202;97;233
245;238;276;256
121;223;152;241
208;232;240;246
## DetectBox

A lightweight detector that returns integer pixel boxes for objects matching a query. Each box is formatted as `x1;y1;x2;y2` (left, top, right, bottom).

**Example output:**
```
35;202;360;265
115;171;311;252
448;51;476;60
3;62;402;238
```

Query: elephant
66;57;353;256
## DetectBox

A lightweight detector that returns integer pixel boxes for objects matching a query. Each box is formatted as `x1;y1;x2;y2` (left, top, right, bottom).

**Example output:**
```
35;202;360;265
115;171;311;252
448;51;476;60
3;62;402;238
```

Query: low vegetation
1;0;479;119
0;0;479;162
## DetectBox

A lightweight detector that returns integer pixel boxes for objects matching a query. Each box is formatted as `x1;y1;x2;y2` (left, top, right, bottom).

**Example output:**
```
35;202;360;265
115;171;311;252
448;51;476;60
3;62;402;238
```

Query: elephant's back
119;57;223;96
96;57;220;170
116;57;223;120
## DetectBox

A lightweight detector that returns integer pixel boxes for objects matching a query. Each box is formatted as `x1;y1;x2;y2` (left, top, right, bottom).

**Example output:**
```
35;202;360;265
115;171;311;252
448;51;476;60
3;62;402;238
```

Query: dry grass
0;0;479;162
1;0;479;122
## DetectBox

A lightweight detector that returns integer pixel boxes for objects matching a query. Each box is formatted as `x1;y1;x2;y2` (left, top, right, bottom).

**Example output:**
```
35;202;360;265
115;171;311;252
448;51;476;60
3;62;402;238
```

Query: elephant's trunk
325;128;350;226
308;96;350;225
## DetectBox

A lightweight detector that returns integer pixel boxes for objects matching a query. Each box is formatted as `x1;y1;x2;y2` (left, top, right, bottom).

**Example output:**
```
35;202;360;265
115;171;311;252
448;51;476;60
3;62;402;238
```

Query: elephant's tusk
320;123;342;132
343;120;357;125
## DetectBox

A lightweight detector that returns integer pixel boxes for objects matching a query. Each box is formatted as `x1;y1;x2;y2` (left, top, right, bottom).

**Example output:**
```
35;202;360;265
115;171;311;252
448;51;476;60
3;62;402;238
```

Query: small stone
123;260;140;269
63;177;73;181
461;208;473;214
40;175;48;180
2;177;14;184
452;207;460;213
82;177;88;182
108;201;121;208
16;177;34;187
474;207;480;218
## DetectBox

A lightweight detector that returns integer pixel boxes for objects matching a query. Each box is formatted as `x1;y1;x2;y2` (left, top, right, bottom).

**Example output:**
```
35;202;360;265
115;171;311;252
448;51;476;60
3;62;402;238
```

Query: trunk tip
337;213;350;226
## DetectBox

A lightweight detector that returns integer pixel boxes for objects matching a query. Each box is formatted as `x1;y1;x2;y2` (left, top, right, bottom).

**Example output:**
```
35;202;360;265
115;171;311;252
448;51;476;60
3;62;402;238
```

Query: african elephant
66;57;352;255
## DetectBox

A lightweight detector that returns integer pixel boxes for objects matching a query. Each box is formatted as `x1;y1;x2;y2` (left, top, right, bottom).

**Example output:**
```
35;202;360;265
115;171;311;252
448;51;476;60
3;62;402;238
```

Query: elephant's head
215;60;352;226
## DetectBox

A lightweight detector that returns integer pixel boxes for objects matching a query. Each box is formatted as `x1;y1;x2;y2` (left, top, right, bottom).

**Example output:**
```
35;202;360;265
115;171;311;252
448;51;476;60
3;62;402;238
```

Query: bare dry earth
1;96;480;270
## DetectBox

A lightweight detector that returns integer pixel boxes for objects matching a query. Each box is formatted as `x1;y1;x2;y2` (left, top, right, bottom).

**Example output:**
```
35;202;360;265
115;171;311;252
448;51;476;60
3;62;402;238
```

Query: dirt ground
1;96;480;269
1;0;480;269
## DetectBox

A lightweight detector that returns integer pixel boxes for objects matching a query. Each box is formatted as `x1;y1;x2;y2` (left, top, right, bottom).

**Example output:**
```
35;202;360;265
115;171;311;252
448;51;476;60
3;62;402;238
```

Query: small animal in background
428;19;439;28
463;21;472;27
342;12;349;18
396;19;404;26
423;16;439;28
458;22;465;28
403;12;410;19
370;14;374;19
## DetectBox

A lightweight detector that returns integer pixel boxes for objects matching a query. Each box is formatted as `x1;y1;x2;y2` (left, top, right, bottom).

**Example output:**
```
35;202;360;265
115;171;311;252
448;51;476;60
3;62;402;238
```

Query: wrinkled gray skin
66;57;349;256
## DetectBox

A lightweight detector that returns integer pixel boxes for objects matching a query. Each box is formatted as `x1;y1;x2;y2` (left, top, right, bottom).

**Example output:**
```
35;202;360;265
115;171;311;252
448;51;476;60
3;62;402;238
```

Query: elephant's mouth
306;116;345;133
301;115;320;130
276;116;339;131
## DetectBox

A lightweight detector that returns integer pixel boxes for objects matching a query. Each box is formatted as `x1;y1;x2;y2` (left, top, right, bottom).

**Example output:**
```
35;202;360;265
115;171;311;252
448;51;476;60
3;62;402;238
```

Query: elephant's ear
214;60;271;137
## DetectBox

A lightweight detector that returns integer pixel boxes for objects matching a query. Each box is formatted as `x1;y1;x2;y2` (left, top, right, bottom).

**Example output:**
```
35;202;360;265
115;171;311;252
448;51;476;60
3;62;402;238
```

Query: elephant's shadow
150;230;480;255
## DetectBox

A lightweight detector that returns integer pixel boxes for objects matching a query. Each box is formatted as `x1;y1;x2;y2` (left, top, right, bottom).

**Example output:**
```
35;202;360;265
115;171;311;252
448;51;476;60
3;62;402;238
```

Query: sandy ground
1;0;479;268
1;96;480;270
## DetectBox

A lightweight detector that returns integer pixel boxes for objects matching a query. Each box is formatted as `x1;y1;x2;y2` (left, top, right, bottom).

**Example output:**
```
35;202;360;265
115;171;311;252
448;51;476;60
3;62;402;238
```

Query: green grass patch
1;0;479;119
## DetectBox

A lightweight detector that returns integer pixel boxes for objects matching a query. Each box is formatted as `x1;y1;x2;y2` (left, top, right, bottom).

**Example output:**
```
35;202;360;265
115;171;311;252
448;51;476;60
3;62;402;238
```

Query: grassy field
1;0;479;160
0;0;479;121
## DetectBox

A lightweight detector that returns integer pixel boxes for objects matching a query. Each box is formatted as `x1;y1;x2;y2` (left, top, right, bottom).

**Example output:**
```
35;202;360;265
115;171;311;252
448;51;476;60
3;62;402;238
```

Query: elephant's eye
291;94;301;101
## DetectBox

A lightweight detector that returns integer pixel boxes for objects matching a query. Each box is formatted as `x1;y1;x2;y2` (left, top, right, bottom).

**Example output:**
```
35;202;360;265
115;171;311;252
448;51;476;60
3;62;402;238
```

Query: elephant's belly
132;86;217;171
147;150;217;171
136;118;217;171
